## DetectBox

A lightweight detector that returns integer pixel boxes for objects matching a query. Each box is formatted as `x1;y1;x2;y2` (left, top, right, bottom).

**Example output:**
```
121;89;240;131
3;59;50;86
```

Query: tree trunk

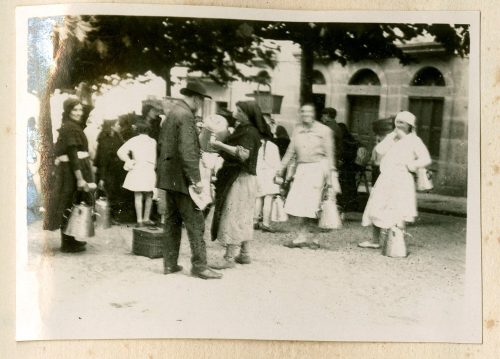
299;40;314;106
163;66;172;96
38;82;55;215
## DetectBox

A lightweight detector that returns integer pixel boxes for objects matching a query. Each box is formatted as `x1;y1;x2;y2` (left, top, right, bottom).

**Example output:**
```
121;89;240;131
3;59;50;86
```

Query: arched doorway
408;67;446;159
347;69;381;150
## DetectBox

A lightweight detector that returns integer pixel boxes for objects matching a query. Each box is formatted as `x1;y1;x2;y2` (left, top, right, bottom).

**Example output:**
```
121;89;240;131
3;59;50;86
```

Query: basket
246;83;283;114
132;227;164;259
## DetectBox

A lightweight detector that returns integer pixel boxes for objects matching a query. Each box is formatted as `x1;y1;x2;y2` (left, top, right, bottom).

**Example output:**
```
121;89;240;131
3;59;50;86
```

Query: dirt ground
18;211;468;342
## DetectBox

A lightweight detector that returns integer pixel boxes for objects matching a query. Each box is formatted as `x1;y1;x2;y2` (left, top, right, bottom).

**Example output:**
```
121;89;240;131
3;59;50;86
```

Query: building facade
182;41;468;197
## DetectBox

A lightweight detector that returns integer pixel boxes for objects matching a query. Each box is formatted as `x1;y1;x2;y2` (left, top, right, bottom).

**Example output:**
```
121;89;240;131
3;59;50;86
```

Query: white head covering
395;111;416;128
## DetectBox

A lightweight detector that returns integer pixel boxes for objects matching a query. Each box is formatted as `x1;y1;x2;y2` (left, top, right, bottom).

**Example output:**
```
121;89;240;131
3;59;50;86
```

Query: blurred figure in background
94;119;127;224
337;122;361;212
278;103;335;249
321;108;359;214
27;117;41;224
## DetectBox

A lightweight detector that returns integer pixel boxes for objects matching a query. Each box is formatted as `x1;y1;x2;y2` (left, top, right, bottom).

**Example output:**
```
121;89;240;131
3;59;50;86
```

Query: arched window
349;69;381;86
411;67;445;86
312;70;326;85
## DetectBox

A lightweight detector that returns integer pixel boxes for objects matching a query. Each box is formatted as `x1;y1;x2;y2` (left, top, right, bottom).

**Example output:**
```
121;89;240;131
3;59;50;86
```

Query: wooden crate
132;227;164;259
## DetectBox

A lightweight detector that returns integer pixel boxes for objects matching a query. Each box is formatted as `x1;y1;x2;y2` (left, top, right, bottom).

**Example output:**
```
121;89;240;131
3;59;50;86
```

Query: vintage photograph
16;4;480;342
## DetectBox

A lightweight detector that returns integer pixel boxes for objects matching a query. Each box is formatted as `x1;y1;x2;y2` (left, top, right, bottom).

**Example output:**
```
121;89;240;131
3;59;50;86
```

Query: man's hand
192;181;203;194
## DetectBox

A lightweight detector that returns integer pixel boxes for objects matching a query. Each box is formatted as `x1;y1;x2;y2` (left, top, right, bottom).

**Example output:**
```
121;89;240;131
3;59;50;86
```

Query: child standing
117;121;157;227
254;138;282;232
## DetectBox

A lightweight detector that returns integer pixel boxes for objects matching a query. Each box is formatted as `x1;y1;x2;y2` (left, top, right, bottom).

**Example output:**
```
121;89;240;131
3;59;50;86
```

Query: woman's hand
77;178;90;192
406;163;417;172
124;159;135;171
209;133;220;150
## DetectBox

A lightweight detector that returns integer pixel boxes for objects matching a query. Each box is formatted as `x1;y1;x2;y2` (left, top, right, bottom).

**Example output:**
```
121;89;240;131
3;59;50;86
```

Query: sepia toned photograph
16;4;480;342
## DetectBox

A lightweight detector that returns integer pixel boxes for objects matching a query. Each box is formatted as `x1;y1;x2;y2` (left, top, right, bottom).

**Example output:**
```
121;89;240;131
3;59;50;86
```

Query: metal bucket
270;195;288;222
95;193;111;229
382;226;408;258
64;191;95;238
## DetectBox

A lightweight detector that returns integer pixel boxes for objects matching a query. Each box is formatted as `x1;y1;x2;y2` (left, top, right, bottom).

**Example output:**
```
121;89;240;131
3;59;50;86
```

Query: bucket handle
72;189;96;207
96;187;109;200
256;82;272;96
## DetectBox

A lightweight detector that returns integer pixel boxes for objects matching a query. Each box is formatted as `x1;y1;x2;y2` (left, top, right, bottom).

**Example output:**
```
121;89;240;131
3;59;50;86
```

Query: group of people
42;80;431;280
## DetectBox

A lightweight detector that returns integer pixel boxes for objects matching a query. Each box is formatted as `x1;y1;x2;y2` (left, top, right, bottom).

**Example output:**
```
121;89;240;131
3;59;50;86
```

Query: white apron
362;133;426;229
284;161;328;218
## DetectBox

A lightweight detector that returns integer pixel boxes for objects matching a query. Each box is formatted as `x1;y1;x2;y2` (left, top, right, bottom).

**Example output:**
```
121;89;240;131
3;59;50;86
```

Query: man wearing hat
157;81;222;279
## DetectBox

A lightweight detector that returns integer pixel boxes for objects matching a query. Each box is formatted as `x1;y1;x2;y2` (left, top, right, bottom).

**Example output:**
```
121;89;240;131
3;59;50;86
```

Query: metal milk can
95;192;111;229
382;226;408;258
64;191;95;238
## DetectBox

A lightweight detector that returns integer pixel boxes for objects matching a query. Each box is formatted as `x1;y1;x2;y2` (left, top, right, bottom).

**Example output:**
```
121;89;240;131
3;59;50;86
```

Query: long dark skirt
43;158;94;231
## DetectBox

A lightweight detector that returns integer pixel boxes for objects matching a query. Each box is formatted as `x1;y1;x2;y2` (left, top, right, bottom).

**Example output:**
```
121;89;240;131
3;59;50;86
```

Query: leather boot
235;241;251;264
209;244;238;269
60;230;86;253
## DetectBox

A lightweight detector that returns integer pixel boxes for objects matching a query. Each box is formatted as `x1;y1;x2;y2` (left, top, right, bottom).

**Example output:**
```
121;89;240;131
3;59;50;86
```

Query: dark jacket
94;130;124;184
156;100;201;194
44;120;94;231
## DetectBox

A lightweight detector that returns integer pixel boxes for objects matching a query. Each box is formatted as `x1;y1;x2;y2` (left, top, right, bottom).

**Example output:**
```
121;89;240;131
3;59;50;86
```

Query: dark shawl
211;101;266;241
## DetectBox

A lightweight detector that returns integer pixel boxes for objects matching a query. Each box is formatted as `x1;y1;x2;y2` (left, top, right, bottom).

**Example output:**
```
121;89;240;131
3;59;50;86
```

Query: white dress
117;134;157;192
362;131;431;229
256;140;281;197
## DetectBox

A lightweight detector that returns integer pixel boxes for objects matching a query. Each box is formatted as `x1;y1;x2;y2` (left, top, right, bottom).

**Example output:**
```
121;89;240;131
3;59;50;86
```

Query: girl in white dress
254;138;282;231
117;121;157;227
359;111;431;249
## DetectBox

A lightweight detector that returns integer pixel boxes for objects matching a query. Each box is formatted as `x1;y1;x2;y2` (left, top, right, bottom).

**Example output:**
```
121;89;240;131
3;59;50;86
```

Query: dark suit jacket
156;100;201;194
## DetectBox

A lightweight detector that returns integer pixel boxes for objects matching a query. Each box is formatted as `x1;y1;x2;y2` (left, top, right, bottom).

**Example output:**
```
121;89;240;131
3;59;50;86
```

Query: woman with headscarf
43;98;95;253
209;101;270;269
94;119;127;223
358;111;432;249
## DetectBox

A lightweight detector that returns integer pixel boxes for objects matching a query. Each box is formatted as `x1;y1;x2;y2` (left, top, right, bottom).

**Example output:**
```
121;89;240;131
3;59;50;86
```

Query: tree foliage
52;16;277;94
252;22;469;103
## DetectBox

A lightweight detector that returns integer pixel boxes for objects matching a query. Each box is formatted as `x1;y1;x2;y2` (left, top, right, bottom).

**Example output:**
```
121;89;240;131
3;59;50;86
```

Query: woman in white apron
358;111;431;249
358;111;432;248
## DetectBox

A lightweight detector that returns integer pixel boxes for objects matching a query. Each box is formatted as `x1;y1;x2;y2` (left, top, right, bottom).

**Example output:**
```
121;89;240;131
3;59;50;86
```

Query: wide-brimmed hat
180;81;212;99
395;111;416;128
